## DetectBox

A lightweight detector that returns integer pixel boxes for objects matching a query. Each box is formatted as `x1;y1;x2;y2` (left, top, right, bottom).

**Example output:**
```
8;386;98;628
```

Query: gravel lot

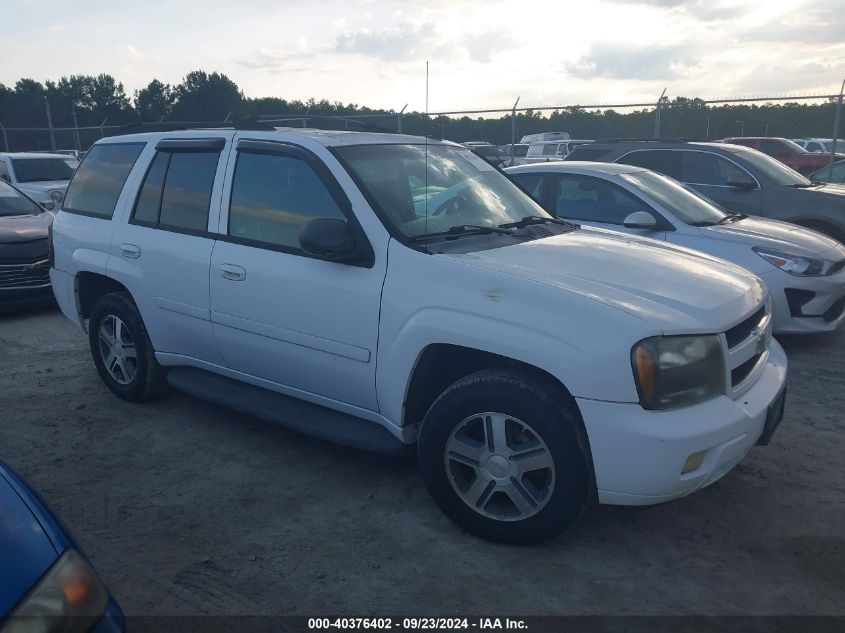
1;306;843;616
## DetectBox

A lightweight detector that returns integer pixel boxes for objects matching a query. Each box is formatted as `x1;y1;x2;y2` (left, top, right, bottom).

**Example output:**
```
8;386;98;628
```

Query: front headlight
1;549;108;633
632;335;725;410
753;247;838;276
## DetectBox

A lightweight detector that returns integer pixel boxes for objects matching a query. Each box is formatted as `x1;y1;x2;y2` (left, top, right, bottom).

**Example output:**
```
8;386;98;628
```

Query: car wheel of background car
418;369;594;545
88;291;168;402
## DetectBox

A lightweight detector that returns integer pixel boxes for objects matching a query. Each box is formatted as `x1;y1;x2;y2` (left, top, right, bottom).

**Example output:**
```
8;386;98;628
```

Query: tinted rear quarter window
131;150;220;233
63;143;145;218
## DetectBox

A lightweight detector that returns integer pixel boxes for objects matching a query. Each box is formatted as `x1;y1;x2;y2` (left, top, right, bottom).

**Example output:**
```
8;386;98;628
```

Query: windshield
335;143;550;240
11;157;77;183
730;148;811;186
0;180;42;216
619;170;727;225
780;138;808;154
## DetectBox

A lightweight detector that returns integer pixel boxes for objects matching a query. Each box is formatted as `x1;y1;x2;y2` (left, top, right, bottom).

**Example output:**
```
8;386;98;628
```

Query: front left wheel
418;369;594;545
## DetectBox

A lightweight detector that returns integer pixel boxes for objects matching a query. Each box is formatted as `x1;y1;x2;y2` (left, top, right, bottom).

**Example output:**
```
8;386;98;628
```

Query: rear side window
228;151;346;250
617;150;681;179
554;174;653;224
63;143;144;218
680;152;748;186
131;150;220;233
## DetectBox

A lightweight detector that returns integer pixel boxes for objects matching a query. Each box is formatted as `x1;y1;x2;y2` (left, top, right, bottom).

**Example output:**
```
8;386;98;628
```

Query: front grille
732;352;763;387
823;296;845;322
725;305;766;348
0;259;51;290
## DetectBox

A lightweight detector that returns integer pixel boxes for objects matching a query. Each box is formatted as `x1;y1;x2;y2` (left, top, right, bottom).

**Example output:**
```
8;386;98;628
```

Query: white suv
49;127;788;544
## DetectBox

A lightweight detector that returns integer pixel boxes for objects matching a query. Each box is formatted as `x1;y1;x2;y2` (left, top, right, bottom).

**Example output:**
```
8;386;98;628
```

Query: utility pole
44;96;56;151
0;122;8;152
736;120;744;136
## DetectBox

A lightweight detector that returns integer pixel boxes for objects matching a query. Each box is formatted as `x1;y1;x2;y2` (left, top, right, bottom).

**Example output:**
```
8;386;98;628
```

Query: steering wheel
432;194;471;216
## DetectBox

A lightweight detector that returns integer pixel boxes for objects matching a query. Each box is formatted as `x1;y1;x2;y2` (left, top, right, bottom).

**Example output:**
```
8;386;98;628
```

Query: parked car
500;143;529;164
470;144;510;167
793;138;839;154
0;152;79;209
520;132;570;143
721;137;844;175
566;139;845;243
0;179;54;311
50;128;787;544
809;159;845;184
524;140;593;163
507;162;845;334
0;460;124;632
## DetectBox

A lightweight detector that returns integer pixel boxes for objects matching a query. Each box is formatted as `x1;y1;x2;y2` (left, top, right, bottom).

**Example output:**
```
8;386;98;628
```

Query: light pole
736;120;744;136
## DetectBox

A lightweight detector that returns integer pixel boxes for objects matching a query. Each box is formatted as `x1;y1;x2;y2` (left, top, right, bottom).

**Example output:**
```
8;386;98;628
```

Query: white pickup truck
49;127;787;544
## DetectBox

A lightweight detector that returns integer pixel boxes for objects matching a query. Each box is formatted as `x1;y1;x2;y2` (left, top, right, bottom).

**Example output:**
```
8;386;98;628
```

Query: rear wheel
418;369;594;545
88;292;168;402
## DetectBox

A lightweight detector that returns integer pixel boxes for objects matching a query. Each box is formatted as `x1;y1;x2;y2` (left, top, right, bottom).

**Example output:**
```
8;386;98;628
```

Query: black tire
418;369;595;545
88;291;168;402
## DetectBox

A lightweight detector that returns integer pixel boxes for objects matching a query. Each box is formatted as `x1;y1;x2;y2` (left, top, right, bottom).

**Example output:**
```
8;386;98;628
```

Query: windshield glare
0;180;42;216
335;144;550;239
620;170;727;225
11;157;77;183
731;149;811;186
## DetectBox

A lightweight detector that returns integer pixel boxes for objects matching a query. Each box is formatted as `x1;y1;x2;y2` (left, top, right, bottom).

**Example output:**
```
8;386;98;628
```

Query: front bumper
0;286;54;311
762;267;845;334
578;339;788;505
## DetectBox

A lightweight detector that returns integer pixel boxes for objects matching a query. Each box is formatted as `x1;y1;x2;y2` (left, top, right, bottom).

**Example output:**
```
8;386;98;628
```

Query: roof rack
109;115;399;137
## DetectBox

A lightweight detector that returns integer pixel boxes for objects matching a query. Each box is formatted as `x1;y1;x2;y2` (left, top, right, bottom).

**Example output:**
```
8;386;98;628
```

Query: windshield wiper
407;224;514;243
498;215;578;229
717;213;747;224
786;183;815;188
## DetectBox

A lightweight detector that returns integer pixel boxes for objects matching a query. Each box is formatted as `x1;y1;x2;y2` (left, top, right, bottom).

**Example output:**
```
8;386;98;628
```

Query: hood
0;468;59;617
0;211;51;245
15;181;69;197
441;228;766;333
702;216;839;256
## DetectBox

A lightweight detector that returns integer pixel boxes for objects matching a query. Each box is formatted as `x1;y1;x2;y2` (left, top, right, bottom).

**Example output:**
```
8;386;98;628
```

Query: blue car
0;461;123;632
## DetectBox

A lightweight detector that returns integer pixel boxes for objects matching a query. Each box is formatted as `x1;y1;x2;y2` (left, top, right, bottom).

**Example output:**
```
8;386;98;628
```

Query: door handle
120;243;141;259
219;263;246;281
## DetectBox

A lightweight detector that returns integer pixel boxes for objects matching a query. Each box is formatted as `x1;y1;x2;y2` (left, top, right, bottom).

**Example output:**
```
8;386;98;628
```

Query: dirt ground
1;306;843;616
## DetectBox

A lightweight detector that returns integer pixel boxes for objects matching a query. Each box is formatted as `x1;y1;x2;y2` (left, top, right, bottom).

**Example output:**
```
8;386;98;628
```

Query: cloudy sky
2;0;843;112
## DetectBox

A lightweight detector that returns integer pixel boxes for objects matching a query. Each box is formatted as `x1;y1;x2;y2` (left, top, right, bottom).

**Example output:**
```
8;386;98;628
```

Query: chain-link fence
2;91;843;167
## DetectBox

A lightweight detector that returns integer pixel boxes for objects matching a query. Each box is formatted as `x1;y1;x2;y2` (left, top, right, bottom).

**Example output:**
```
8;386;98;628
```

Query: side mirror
623;211;658;229
726;177;756;190
41;200;56;211
299;218;358;262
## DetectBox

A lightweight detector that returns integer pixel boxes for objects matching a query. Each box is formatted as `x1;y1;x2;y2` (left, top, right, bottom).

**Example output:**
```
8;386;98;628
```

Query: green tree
172;71;243;121
135;79;175;122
